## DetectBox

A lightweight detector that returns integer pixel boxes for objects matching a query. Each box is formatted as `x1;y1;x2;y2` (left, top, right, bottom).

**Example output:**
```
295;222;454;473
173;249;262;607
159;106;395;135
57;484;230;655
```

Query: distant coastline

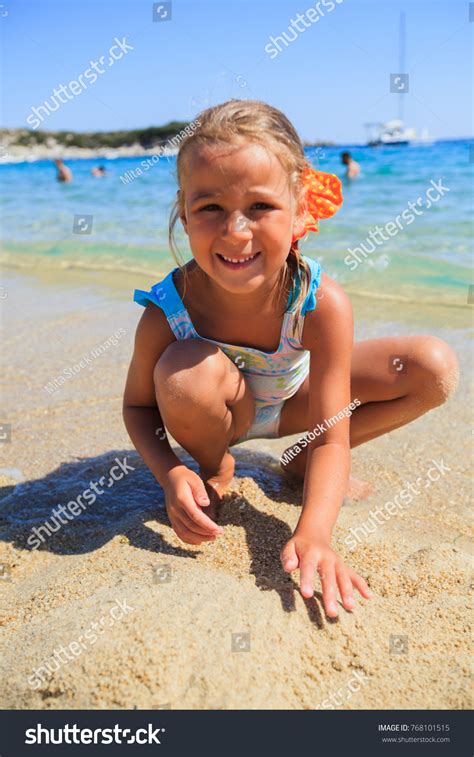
0;123;191;163
0;124;470;165
0;125;335;163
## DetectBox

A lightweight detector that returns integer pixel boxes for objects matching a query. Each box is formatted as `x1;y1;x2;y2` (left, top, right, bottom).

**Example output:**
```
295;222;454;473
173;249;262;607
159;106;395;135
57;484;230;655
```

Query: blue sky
1;0;472;142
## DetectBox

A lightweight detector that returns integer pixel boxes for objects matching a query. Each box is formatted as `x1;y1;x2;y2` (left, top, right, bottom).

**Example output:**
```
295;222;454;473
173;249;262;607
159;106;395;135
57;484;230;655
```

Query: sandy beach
0;267;471;710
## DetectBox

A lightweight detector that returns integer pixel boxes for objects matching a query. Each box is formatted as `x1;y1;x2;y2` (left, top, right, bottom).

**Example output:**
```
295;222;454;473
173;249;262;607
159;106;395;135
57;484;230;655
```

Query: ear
178;190;189;235
292;192;307;241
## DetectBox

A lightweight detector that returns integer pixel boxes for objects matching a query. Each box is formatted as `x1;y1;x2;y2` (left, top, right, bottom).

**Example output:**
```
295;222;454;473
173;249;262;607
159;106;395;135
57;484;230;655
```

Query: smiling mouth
216;251;261;268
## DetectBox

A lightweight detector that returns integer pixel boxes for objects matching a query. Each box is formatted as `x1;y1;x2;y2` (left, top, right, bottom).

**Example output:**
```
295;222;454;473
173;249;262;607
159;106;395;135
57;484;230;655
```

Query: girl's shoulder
133;262;204;344
300;271;353;351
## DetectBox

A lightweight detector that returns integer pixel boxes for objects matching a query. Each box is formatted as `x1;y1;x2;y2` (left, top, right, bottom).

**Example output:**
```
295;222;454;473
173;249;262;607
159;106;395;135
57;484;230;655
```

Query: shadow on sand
0;447;331;627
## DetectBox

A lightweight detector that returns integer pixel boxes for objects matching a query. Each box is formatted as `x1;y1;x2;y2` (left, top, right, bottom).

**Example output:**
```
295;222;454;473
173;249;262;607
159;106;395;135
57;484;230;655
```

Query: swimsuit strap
134;269;200;341
134;269;184;318
284;255;322;347
299;254;322;315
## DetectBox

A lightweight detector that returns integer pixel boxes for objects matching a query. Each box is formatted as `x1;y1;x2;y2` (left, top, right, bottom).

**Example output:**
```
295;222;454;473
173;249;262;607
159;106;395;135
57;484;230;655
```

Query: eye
251;202;274;210
199;203;222;212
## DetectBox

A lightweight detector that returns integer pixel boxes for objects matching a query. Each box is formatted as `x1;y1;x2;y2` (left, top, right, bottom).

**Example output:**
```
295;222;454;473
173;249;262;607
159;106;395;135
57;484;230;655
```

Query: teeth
220;252;258;264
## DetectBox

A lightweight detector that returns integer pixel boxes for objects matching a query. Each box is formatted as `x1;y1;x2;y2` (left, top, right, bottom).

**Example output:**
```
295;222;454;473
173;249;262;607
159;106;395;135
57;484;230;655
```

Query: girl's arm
281;276;372;615
123;304;183;483
123;304;222;541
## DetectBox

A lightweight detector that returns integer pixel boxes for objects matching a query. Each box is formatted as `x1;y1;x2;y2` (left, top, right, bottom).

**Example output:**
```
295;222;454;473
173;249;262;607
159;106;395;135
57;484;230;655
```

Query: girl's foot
199;451;235;522
280;450;373;501
345;477;373;501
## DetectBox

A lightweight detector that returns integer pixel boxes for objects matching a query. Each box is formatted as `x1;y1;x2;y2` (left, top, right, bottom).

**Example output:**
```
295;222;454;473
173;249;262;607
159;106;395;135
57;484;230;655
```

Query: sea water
1;140;472;305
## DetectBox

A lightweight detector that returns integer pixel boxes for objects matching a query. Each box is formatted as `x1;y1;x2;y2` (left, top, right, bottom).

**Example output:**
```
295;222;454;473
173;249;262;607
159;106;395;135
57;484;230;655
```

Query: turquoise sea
1;140;472;305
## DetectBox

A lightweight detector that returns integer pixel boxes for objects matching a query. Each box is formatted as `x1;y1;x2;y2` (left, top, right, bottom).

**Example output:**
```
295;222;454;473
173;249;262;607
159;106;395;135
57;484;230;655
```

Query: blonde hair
168;99;312;317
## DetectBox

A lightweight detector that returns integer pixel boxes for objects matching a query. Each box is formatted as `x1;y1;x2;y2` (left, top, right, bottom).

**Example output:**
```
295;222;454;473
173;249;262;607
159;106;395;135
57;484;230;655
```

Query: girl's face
180;142;303;295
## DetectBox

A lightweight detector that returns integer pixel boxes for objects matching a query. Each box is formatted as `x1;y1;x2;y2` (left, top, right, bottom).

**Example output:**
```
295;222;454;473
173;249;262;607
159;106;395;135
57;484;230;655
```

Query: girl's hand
163;465;224;545
280;533;373;617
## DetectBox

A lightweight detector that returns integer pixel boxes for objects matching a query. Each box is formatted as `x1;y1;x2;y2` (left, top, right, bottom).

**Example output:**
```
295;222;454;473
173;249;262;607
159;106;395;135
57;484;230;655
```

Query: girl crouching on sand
123;100;458;618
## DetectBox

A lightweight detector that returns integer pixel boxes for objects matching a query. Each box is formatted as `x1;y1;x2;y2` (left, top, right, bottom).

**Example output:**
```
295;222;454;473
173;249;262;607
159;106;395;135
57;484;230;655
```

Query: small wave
344;287;470;309
0;253;163;279
2;254;468;308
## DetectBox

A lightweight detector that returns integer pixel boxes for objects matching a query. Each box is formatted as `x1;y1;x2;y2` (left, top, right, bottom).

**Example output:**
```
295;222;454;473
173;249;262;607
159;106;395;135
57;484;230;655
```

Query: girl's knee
414;336;459;407
153;340;228;404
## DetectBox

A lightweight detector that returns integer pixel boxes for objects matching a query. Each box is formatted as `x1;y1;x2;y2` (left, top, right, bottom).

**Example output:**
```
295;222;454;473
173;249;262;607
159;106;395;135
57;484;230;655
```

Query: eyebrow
189;191;222;203
189;188;282;204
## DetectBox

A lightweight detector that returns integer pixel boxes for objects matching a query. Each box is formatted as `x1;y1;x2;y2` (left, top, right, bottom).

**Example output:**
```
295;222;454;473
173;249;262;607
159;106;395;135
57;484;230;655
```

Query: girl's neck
187;261;285;318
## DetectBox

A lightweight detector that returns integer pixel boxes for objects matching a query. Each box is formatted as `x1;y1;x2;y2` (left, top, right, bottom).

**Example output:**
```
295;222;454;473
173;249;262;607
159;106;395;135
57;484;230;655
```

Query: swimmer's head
341;151;351;165
168;99;314;314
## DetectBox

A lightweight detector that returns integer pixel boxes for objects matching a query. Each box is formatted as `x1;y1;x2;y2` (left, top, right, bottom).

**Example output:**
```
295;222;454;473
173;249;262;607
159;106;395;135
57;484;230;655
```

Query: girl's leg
279;335;459;480
153;340;255;509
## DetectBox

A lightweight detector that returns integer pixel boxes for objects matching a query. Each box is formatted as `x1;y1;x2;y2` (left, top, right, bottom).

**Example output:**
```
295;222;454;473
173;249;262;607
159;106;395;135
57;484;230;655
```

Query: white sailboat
366;13;418;147
365;119;416;146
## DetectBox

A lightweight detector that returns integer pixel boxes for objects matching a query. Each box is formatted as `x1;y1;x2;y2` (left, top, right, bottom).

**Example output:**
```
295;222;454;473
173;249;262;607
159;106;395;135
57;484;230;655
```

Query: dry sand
0;268;472;709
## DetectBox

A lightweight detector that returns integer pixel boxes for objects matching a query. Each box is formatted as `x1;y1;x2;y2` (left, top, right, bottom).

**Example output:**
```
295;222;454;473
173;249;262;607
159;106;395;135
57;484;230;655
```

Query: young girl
123;100;458;619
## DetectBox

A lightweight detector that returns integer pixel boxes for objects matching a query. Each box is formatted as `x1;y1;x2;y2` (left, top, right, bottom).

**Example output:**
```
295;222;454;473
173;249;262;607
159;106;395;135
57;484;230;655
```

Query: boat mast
399;11;406;122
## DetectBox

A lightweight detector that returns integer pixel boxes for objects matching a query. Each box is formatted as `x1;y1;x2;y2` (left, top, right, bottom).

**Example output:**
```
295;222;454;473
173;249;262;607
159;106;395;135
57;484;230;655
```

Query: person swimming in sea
54;158;72;183
341;151;360;179
91;165;107;177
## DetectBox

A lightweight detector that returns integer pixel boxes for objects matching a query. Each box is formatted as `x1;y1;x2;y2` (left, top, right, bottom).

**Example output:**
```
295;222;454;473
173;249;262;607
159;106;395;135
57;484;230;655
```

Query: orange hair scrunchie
292;165;343;243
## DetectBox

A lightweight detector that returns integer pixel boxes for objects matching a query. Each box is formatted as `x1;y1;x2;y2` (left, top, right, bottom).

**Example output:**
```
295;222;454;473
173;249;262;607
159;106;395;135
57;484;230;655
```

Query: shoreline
1;262;472;330
0;136;471;165
0;144;179;165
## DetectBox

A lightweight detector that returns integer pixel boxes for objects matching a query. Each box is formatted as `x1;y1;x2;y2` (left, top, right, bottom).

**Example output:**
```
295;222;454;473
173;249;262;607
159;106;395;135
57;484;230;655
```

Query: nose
223;211;253;244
